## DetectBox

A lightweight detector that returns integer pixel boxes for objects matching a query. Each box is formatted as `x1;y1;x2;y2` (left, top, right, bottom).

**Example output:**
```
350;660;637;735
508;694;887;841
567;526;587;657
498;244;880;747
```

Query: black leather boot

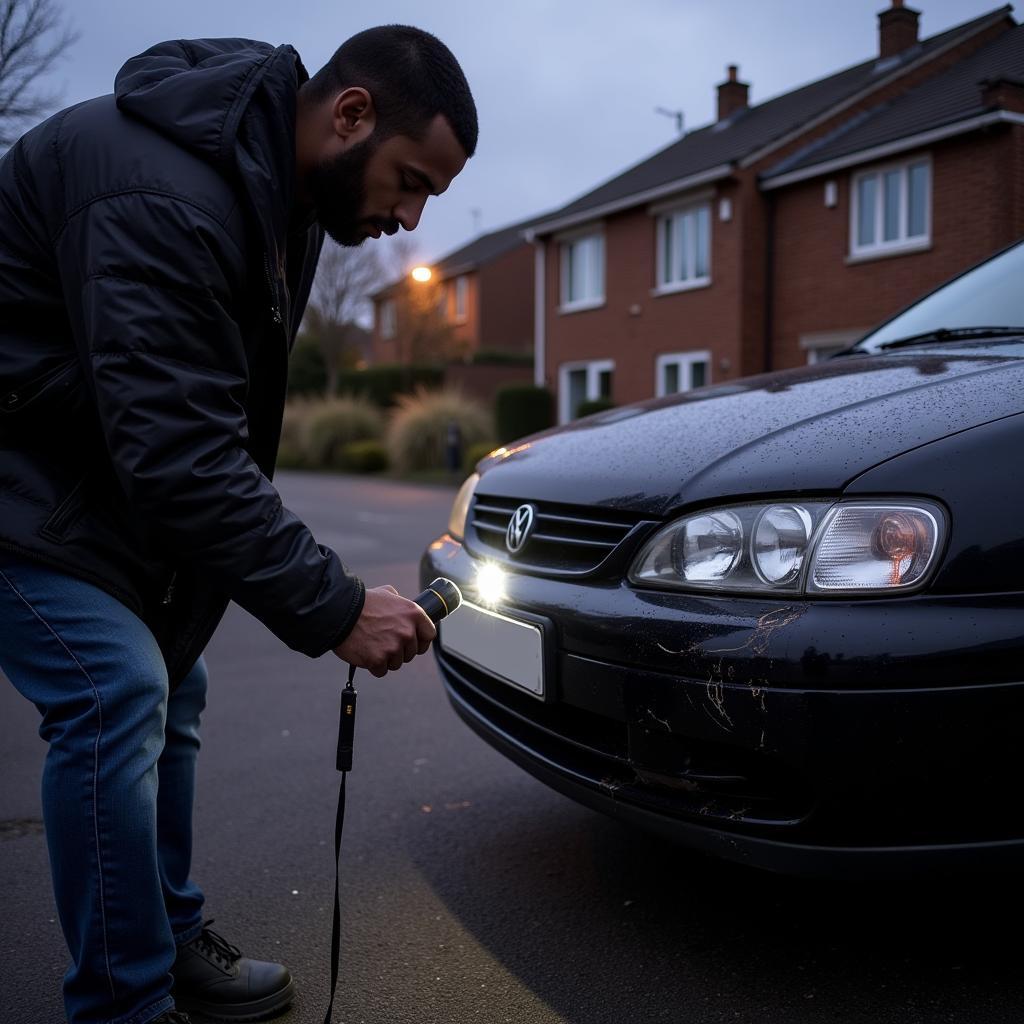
172;921;294;1022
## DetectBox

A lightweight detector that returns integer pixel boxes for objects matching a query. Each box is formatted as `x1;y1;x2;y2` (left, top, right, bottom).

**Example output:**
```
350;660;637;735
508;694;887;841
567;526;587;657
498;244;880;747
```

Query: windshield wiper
869;326;1024;352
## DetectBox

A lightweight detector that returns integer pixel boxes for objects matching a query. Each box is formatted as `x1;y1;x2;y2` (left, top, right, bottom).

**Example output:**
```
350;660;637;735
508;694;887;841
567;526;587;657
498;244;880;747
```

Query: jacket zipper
263;252;283;325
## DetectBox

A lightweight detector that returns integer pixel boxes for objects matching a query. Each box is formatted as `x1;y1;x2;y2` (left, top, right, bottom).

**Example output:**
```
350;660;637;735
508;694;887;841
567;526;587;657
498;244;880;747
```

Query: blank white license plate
440;601;545;699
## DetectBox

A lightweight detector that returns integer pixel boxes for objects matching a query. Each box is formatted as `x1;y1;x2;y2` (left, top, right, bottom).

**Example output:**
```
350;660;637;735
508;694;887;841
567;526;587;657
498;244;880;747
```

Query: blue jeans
0;554;207;1024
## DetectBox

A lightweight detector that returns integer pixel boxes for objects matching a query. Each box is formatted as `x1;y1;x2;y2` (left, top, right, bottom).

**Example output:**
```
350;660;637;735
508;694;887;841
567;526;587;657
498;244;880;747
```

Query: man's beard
306;138;399;247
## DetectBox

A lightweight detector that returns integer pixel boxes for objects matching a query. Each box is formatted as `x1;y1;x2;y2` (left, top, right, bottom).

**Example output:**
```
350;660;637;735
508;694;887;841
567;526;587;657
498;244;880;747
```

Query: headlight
807;505;940;592
447;473;479;540
630;499;945;596
679;510;743;582
753;505;813;585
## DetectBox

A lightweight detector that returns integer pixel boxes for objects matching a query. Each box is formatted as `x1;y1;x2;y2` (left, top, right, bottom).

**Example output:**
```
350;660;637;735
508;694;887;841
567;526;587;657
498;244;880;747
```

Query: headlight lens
807;505;940;592
630;499;945;596
447;473;479;540
753;505;812;585
679;510;743;582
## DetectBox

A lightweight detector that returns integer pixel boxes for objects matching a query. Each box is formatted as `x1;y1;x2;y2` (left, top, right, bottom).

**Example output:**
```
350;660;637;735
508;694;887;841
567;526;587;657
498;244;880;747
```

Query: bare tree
303;241;384;395
379;235;459;364
0;0;78;149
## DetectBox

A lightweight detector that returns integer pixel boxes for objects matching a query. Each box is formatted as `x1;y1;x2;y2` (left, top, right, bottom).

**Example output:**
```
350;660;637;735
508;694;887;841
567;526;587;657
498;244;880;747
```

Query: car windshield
850;239;1024;354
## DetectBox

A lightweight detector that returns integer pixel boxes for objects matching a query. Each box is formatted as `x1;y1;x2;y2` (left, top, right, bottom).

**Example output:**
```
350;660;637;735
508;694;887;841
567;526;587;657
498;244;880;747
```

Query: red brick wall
371;272;479;364
542;186;744;407
371;292;399;364
443;363;534;405
478;244;534;353
772;125;1024;369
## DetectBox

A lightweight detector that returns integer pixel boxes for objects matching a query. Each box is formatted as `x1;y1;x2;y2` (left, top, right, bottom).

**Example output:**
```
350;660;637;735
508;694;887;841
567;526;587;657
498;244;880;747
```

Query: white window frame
849;156;931;261
559;359;614;423
559;229;605;313
653;200;712;295
379;299;396;339
454;275;468;323
806;344;849;365
655;350;711;397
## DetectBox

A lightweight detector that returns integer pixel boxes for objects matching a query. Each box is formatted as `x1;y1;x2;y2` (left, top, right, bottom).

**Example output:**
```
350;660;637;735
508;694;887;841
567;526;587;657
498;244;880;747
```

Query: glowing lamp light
475;563;507;607
411;266;432;283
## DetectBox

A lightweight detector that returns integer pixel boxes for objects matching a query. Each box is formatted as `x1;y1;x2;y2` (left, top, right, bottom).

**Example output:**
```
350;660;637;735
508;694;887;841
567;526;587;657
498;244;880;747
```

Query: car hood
477;345;1024;516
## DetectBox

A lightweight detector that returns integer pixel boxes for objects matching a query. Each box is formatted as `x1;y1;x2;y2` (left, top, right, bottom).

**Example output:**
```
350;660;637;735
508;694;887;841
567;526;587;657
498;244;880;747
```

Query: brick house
527;2;1023;422
371;217;536;366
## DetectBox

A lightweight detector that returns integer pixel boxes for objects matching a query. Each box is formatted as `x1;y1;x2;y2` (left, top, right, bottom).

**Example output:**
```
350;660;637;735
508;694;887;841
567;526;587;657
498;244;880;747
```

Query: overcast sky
37;0;999;271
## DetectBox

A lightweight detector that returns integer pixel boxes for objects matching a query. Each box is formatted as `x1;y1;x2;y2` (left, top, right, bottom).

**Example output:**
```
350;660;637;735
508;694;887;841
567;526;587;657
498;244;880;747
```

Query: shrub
471;349;534;367
277;398;319;468
387;388;493;474
576;398;616;418
306;397;384;468
463;440;499;474
287;334;327;396
338;439;389;473
495;385;554;443
336;364;444;406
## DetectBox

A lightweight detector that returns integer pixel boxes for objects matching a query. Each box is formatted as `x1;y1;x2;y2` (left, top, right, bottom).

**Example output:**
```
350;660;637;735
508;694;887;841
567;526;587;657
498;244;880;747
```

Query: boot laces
193;919;241;969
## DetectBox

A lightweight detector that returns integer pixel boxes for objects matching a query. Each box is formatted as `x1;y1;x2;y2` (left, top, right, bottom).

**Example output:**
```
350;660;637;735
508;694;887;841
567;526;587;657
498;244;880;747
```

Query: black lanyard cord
323;662;357;1024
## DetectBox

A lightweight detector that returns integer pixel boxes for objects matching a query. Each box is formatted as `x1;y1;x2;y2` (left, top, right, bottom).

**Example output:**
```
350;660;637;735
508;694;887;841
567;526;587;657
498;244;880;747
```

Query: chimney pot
717;64;749;121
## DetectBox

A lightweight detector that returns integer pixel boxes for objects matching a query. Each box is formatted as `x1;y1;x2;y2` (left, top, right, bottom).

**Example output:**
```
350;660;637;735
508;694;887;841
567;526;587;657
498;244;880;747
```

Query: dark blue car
422;239;1024;876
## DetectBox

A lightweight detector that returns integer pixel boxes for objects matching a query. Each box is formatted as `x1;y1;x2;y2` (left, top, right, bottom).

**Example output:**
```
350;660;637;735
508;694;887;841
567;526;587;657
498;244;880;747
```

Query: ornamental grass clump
305;396;385;468
387;387;493;474
278;397;319;468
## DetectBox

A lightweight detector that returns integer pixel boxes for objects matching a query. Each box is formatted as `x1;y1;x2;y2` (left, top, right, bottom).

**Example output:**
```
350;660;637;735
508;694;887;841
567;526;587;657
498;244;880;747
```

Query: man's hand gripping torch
335;577;461;770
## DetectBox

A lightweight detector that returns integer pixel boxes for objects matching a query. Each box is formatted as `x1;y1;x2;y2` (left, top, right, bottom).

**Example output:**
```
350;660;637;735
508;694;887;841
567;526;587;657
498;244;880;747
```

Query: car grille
468;495;645;574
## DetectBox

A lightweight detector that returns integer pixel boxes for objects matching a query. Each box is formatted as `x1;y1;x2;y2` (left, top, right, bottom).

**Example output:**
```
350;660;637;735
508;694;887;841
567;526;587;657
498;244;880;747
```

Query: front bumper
422;536;1024;875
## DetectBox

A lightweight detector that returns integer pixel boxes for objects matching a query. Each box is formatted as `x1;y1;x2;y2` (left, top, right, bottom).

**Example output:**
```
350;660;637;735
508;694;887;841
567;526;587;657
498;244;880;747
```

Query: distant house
371;217;537;366
526;2;1023;421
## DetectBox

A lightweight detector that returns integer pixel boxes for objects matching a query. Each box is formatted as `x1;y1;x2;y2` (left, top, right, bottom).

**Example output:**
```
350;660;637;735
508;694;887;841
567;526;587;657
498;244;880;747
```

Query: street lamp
411;265;432;282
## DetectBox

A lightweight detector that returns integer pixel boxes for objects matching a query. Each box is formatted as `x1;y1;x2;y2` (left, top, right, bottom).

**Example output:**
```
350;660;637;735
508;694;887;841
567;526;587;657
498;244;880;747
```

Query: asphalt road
3;471;1024;1024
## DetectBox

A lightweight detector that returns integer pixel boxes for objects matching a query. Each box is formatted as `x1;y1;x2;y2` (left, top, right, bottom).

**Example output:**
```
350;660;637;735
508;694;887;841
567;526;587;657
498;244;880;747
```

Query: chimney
717;64;749;121
980;76;1024;114
878;0;921;59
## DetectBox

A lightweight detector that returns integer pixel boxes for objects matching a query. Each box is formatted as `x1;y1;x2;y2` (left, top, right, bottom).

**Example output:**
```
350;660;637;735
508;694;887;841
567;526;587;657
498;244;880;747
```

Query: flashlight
413;577;463;624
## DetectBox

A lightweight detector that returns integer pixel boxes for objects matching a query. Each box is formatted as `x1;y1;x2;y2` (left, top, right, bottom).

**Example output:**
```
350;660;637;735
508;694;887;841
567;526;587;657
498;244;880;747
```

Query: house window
454;275;468;322
559;360;613;422
656;202;711;291
850;158;930;258
380;299;396;339
656;351;711;396
560;232;604;310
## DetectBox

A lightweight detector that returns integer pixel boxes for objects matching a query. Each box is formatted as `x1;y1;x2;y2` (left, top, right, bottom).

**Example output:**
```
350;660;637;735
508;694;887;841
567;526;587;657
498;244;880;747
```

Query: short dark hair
306;25;478;158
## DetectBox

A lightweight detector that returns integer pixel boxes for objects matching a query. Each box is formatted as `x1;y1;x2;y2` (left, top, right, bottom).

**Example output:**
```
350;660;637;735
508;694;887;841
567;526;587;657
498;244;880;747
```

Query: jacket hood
478;344;1024;516
115;38;308;260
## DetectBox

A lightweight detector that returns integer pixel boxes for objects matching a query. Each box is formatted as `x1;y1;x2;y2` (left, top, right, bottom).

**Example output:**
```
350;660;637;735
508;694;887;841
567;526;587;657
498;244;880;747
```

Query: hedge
336;364;444;406
495;385;555;443
575;398;617;418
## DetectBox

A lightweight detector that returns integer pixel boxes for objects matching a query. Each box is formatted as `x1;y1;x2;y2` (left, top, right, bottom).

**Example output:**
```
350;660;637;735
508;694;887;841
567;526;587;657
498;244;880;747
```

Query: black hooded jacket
0;39;365;685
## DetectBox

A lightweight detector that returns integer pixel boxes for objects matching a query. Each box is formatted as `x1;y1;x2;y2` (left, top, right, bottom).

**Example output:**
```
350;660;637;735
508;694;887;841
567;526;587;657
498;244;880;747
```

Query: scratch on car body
706;678;734;728
642;707;672;732
704;606;806;658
